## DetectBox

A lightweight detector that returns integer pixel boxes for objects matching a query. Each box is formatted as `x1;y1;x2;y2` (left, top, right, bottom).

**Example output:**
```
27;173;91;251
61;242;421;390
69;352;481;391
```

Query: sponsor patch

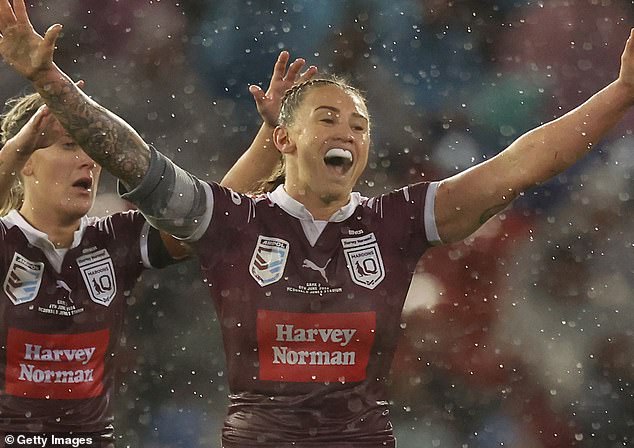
257;310;376;382
5;328;109;399
249;236;289;287
77;249;117;306
342;233;386;289
3;253;44;305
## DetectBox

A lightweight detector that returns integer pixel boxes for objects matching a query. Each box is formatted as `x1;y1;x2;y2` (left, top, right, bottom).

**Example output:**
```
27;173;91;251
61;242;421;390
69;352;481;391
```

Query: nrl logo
77;249;116;306
4;253;44;305
342;233;385;290
249;236;289;287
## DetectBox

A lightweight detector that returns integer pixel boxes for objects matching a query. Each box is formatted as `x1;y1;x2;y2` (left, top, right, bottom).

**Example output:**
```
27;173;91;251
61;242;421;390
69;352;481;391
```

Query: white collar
267;185;363;223
3;209;89;252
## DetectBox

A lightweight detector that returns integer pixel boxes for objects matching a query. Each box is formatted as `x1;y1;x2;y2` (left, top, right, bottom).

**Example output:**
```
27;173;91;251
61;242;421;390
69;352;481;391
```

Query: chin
319;188;351;205
62;201;94;220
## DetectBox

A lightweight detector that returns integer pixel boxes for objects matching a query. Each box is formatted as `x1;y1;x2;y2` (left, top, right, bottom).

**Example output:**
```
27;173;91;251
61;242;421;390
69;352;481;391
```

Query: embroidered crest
3;253;44;305
77;249;116;306
249;236;289;287
342;233;385;290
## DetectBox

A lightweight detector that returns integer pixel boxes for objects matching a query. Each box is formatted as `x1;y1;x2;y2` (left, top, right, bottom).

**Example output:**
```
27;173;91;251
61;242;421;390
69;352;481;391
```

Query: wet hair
278;75;368;128
252;157;285;195
253;76;369;194
0;92;45;215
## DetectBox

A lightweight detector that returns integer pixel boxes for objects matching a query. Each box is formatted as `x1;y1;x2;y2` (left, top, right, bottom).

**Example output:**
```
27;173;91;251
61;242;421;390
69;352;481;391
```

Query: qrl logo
77;249;117;306
342;233;386;289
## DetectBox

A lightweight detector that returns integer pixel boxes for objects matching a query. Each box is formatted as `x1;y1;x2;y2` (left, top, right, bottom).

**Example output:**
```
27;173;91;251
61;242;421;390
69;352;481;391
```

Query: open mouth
72;177;93;192
323;148;353;175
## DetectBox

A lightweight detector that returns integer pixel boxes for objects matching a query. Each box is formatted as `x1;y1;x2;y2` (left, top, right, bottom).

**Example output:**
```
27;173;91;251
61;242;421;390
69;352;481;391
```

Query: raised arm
0;0;150;190
220;51;317;193
435;29;634;244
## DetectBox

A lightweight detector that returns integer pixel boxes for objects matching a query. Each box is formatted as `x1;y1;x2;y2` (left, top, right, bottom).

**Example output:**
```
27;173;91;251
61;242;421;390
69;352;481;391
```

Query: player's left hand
249;51;318;127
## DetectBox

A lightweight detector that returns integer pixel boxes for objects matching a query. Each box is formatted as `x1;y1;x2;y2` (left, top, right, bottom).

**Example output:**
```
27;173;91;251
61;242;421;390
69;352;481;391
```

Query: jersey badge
3;253;44;305
342;233;386;290
249;236;289;287
77;249;117;306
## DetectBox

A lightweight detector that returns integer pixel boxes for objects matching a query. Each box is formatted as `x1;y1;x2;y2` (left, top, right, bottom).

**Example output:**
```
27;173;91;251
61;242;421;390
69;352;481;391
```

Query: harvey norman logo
5;328;108;399
257;310;376;382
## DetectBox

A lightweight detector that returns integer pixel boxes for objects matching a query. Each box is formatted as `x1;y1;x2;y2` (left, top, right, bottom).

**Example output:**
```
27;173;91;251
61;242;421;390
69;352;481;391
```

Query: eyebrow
314;105;368;121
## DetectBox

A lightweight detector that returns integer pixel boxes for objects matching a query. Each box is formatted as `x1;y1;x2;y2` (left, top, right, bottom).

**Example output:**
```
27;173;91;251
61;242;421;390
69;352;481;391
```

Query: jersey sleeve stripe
140;221;152;269
424;181;442;245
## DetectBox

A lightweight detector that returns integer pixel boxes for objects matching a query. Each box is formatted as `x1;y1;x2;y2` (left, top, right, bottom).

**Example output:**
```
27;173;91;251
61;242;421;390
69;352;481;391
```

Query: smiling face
275;83;370;212
21;124;101;223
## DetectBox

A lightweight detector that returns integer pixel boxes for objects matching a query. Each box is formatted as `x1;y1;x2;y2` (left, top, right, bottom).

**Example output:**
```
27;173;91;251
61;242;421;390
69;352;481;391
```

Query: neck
19;203;81;248
283;182;351;220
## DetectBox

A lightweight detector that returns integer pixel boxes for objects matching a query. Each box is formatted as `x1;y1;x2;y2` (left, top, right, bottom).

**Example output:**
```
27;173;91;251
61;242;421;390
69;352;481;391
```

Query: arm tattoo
38;76;150;189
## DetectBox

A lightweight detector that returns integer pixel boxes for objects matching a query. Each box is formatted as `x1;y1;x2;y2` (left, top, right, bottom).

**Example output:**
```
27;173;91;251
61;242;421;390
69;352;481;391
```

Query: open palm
0;0;60;80
250;51;317;126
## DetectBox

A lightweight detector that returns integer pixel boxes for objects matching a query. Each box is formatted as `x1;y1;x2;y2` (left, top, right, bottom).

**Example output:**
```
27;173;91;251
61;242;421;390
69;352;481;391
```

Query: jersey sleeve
189;182;259;259
366;181;442;256
102;211;179;270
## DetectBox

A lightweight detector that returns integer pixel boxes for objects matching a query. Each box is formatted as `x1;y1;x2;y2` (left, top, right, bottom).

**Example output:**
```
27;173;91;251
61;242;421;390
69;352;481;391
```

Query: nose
334;123;355;143
77;150;97;169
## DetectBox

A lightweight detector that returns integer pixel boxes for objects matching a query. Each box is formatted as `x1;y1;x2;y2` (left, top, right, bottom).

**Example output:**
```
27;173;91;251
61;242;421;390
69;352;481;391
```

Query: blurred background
3;0;634;446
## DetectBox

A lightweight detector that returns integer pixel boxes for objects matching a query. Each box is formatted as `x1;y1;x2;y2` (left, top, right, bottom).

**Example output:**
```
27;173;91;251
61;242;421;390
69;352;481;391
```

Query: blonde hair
0;92;45;216
253;76;369;194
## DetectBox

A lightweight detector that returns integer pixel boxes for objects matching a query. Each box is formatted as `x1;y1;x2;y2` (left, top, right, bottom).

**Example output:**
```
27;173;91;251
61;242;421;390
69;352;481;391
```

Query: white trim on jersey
268;185;363;246
424;181;442;245
0;210;90;273
139;221;153;269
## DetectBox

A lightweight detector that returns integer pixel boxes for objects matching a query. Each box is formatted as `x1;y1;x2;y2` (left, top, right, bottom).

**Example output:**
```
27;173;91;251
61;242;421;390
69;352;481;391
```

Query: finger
75;79;85;89
249;84;266;102
621;28;634;64
298;65;318;83
27;104;47;126
626;28;634;52
283;58;306;82
0;0;17;29
40;113;63;137
271;51;290;80
42;23;62;54
12;0;29;25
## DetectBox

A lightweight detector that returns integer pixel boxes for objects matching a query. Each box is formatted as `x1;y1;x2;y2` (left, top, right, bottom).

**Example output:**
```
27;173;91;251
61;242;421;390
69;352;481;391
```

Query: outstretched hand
249;51;317;127
0;0;61;80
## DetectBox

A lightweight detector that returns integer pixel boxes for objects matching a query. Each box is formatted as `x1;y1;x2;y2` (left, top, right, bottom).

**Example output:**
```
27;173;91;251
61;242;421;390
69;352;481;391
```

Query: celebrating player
1;0;634;446
0;2;314;445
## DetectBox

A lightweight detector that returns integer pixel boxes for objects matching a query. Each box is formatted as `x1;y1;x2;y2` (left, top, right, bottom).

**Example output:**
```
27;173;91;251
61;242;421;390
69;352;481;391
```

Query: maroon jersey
0;210;169;442
189;182;436;447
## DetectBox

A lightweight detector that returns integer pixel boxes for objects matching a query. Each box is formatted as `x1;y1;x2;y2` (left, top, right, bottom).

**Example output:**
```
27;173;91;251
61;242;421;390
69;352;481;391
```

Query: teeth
324;148;353;162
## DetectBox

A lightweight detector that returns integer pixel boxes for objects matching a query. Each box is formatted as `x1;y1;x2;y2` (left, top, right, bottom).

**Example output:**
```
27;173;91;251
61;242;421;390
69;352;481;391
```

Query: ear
273;125;296;155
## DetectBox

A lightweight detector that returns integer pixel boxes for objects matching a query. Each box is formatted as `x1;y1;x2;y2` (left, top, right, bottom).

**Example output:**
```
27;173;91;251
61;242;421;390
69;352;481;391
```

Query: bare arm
32;67;150;190
435;29;634;244
0;0;150;190
221;51;316;192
